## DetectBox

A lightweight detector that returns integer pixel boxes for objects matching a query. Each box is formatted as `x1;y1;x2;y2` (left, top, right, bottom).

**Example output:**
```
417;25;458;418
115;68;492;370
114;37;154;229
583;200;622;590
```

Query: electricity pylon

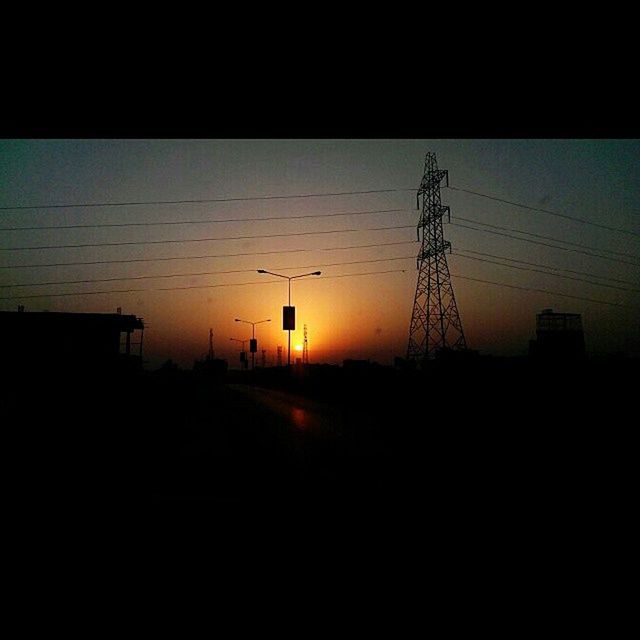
407;152;466;362
302;324;309;364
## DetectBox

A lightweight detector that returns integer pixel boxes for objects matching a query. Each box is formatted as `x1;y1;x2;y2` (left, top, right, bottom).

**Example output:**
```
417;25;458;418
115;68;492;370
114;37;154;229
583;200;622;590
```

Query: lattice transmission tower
407;152;467;362
302;324;309;364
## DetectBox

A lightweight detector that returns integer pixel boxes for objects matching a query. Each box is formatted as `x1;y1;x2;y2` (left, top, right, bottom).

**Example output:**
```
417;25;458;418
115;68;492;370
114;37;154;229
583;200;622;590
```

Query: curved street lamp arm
257;270;289;280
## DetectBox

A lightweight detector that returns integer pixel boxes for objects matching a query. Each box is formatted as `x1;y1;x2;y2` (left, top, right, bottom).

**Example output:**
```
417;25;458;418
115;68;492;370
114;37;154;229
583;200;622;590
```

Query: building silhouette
0;309;144;373
529;308;586;360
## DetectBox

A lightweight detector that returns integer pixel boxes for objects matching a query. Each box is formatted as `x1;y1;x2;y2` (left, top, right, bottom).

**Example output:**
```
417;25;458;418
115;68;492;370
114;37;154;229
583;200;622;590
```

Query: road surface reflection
228;384;342;436
291;407;308;430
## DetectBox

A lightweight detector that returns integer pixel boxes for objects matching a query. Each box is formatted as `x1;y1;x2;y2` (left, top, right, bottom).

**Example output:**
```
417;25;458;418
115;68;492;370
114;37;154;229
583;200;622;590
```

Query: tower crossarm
418;240;451;262
417;169;448;204
418;205;450;229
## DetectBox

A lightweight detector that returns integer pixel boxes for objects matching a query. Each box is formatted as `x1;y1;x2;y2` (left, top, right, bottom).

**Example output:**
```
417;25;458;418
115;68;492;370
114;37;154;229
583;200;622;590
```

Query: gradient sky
1;139;638;368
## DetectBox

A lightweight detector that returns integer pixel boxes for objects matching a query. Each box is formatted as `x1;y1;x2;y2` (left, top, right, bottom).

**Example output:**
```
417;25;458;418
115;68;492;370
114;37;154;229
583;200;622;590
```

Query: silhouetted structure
529;308;586;359
193;329;228;376
303;324;309;364
230;337;249;370
0;309;144;372
208;328;215;359
343;359;372;371
407;152;466;363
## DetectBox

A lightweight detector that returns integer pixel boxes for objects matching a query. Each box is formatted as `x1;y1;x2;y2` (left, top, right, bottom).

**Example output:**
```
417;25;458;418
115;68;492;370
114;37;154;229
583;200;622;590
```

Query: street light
257;269;321;366
230;337;248;370
234;318;271;370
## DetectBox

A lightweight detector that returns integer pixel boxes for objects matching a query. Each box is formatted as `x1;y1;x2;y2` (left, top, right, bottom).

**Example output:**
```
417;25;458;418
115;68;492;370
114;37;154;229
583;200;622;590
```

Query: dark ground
146;356;635;513
3;354;634;625
5;354;635;522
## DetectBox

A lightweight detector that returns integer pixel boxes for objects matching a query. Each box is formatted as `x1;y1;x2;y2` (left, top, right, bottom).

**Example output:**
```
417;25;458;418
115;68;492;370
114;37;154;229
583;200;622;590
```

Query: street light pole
229;337;248;370
256;270;321;367
288;279;291;364
234;318;271;370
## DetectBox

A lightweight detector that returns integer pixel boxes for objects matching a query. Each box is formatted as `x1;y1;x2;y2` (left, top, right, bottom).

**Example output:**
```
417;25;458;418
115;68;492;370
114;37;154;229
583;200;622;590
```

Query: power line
6;241;634;300
4;265;636;310
0;207;413;232
451;273;640;310
449;221;640;267
2;179;636;240
446;185;640;238
0;268;409;301
454;252;640;293
9;213;620;263
6;242;637;297
0;188;416;212
0;256;416;289
0;239;419;270
0;224;415;252
455;216;640;260
323;269;407;280
456;248;640;288
4;185;636;261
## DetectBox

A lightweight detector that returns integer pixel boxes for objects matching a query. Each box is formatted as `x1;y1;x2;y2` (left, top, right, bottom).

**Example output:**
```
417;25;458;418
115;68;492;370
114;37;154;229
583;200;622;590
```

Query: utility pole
235;318;270;370
256;269;321;366
407;152;466;362
302;324;309;364
230;337;248;370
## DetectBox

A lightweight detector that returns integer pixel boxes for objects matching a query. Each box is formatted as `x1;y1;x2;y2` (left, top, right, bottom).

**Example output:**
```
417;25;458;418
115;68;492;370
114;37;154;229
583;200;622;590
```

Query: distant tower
302;324;309;364
208;328;215;360
261;349;267;368
407;152;467;362
277;345;283;367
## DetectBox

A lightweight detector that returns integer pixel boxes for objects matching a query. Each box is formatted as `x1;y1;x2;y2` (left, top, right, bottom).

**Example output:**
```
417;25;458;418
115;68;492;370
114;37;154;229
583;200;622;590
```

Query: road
228;383;344;437
151;383;392;504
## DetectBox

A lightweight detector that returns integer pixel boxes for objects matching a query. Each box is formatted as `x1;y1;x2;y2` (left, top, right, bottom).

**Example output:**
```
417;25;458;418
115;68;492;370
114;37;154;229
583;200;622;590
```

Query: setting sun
295;345;303;351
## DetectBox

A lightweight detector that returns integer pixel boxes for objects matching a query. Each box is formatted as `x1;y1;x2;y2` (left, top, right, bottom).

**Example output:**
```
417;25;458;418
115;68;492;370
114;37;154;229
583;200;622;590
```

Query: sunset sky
1;139;638;368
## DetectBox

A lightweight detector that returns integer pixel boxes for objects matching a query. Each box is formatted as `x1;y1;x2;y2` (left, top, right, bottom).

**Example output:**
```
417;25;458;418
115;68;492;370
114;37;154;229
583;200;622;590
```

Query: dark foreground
145;357;637;518
5;356;636;519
